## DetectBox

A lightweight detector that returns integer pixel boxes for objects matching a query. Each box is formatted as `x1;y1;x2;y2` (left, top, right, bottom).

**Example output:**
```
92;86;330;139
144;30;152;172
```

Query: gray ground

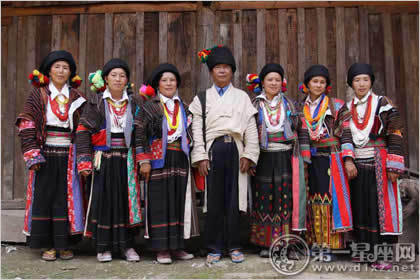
1;242;418;279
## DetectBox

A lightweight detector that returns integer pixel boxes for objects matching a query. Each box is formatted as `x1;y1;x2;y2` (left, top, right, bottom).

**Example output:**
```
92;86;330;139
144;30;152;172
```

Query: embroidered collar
102;88;129;103
305;94;323;107
49;82;69;100
159;91;181;104
256;91;282;107
353;90;372;105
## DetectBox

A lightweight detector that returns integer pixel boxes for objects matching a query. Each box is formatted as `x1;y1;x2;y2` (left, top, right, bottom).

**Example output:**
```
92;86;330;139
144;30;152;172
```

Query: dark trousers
205;137;241;253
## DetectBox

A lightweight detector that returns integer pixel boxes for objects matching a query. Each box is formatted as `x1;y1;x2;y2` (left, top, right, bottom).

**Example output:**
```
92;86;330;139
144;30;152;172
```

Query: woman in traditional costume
16;50;86;261
245;63;306;258
76;58;142;262
347;63;404;270
135;63;199;264
297;65;357;260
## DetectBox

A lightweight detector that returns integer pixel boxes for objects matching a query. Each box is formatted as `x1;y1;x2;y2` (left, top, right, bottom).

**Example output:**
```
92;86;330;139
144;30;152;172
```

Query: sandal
206;253;221;264
59;249;74;260
42;249;57;261
230;250;245;263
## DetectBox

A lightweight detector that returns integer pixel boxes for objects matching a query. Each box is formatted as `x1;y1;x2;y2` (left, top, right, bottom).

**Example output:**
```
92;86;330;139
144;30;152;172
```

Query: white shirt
160;92;183;143
103;88;129;133
46;82;70;128
257;92;285;133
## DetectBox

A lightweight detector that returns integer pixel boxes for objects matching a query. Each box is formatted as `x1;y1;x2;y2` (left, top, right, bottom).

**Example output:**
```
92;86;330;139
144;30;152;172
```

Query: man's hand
344;158;358;180
240;157;252;173
198;160;210;177
140;163;152;182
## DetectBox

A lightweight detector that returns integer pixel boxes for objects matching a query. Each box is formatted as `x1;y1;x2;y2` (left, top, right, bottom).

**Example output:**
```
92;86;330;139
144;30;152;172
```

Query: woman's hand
140;163;152;182
387;171;399;183
80;170;91;177
29;163;40;171
344;158;358;180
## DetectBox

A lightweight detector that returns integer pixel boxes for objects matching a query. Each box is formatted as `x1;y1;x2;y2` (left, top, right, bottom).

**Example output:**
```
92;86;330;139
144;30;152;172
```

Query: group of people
16;45;405;271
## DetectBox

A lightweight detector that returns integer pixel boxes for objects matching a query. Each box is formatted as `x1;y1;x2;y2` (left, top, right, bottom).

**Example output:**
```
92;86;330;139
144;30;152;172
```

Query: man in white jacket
189;46;259;264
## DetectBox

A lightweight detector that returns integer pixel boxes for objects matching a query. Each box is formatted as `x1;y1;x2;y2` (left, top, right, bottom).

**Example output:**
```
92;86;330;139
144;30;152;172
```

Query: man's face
210;64;233;87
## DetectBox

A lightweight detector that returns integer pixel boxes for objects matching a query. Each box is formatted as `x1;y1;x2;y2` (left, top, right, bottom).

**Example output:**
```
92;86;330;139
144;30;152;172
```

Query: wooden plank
1;199;25;210
213;1;418;10
278;9;288;70
112;13;137;88
159;12;168;63
2;16;18;201
167;12;196;103
368;14;386;97
316;8;327;65
104;13;113;63
60;14;79;66
402;14;419;169
297;8;305;82
35;16;52;69
256;9;265;71
391;14;409;168
197;7;215;93
286;9;298;100
2;17;12;26
359;6;369;63
265;9;279;65
1;24;9;201
326;7;337;98
51;15;61;50
218;11;234;51
136;12;145;87
335;7;346;100
241;9;256;90
78;14;88;95
382;13;397;102
345;7;360;101
305;8;317;67
86;14;104;85
233;10;242;88
2;2;199;16
143;12;159;83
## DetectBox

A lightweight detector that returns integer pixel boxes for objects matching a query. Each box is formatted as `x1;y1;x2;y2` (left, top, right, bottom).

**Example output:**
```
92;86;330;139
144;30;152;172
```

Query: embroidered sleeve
23;149;46;169
75;103;95;173
134;103;153;164
386;153;405;174
298;116;311;163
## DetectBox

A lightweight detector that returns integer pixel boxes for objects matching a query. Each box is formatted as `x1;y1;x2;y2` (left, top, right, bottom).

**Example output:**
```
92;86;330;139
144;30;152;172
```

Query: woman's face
105;68;128;93
352;74;372;98
308;76;327;98
158;72;177;98
262;72;282;97
49;60;71;87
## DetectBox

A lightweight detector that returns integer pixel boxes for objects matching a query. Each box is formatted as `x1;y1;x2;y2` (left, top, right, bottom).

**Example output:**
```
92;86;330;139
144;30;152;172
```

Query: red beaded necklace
49;95;69;121
351;94;372;130
163;100;180;136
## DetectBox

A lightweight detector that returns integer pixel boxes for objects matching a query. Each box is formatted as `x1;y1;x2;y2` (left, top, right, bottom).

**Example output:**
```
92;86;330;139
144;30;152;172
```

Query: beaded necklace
303;95;329;141
162;99;180;135
261;97;282;126
107;98;128;129
351;94;372;130
49;95;69;121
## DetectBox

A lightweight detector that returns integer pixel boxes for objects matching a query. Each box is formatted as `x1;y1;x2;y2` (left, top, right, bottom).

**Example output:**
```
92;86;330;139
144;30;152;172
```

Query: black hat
347;63;375;87
259;63;285;82
39;50;77;80
147;63;181;90
304;64;330;86
206;46;236;73
102;58;130;81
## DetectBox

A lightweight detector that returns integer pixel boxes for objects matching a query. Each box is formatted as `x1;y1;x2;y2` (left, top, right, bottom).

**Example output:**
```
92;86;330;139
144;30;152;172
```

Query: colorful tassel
139;84;156;100
70;75;82;89
88;70;106;93
298;82;309;94
197;45;223;64
246;73;262;94
28;69;49;88
282;78;288;92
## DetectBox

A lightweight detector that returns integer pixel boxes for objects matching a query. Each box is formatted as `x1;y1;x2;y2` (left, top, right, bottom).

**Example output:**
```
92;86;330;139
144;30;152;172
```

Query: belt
214;135;233;143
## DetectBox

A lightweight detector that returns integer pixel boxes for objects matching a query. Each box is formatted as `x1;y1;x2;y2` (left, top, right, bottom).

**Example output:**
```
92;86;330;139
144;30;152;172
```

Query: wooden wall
1;1;418;206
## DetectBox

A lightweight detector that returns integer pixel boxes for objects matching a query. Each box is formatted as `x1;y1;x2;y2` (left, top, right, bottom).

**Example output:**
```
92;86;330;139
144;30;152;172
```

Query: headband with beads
139;84;156;101
197;45;223;64
28;69;82;89
299;82;332;95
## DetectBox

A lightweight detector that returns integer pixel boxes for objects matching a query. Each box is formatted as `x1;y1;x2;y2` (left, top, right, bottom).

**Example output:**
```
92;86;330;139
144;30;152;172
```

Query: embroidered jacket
15;85;87;236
